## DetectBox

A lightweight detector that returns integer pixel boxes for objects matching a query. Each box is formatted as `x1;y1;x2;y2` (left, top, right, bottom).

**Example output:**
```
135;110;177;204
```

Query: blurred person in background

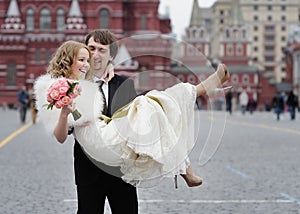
286;90;298;120
29;88;38;124
17;85;29;124
272;91;284;121
239;88;248;115
225;90;232;114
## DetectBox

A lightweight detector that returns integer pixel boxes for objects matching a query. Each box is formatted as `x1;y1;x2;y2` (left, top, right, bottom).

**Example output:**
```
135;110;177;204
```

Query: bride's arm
53;105;72;143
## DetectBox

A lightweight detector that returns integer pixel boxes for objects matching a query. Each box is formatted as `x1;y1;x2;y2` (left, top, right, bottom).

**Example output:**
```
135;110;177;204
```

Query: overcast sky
159;0;216;38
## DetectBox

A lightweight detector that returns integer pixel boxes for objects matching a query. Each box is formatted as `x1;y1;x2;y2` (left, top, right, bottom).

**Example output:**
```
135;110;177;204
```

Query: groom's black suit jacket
73;74;137;212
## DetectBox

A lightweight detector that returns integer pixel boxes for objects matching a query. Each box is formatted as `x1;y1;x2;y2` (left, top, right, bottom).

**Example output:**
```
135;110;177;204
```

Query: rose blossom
60;96;72;105
55;100;64;109
48;89;61;100
58;86;69;95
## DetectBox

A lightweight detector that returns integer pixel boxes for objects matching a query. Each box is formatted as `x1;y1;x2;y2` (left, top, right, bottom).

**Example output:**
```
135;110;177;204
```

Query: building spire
7;0;20;16
230;0;243;26
66;0;86;30
114;44;139;70
189;0;202;27
1;0;24;31
68;0;82;16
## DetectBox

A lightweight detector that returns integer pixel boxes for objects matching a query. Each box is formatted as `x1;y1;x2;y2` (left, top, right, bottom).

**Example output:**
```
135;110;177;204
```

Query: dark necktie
98;80;108;115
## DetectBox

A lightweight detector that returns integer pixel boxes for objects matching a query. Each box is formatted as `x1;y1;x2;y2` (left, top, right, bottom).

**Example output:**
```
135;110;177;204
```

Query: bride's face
70;48;91;80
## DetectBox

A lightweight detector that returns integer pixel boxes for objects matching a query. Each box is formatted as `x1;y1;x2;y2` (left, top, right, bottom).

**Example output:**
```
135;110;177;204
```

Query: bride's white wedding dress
34;74;197;187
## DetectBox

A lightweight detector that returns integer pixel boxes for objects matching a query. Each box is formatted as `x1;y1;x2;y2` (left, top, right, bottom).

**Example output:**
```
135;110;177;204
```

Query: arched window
231;74;238;84
99;9;109;29
233;29;239;39
7;63;17;86
40;8;51;30
236;44;243;56
26;8;34;31
188;74;196;84
226;29;230;38
187;44;194;56
227;44;234;56
242;74;250;84
200;29;204;38
192;29;197;38
45;49;51;62
141;14;147;30
56;8;65;31
242;29;246;39
177;74;185;82
35;49;41;62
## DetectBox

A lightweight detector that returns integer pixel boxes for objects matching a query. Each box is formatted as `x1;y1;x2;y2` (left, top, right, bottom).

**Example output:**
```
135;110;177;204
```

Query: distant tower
181;0;211;67
1;0;25;32
121;0;173;74
219;0;251;65
65;0;87;41
219;0;260;107
0;0;27;92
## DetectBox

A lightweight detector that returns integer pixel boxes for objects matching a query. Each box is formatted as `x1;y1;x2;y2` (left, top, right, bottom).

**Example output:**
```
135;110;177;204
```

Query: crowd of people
223;88;299;120
272;90;299;121
224;88;257;115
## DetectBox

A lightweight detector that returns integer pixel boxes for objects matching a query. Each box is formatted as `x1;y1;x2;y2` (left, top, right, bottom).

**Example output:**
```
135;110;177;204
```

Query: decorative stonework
1;17;25;31
65;17;87;30
1;0;24;31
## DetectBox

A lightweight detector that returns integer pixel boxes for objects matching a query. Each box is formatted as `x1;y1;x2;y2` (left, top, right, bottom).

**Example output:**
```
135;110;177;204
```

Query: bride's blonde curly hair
47;40;92;79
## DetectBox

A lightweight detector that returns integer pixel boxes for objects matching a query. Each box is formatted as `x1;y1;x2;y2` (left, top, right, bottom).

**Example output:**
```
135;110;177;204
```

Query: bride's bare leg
180;165;203;187
196;63;230;97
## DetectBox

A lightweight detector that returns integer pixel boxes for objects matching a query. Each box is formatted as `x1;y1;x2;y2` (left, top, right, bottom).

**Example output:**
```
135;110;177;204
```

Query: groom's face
87;36;113;78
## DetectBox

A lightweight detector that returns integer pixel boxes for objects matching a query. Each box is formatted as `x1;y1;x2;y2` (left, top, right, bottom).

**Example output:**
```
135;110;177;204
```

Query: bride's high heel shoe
174;165;203;188
217;63;230;85
202;63;231;97
180;173;202;187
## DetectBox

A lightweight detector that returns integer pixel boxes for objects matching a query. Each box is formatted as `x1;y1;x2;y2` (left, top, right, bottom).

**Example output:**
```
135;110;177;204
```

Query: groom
73;29;138;213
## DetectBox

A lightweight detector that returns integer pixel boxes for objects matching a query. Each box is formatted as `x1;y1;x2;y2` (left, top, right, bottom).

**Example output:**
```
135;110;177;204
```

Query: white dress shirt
93;76;108;106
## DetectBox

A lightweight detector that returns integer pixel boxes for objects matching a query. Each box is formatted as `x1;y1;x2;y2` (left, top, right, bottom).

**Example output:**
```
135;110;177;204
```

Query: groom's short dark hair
85;29;118;59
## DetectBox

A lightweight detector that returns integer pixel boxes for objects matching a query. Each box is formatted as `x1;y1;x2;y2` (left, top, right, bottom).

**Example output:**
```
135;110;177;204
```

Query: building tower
219;0;259;108
181;0;211;68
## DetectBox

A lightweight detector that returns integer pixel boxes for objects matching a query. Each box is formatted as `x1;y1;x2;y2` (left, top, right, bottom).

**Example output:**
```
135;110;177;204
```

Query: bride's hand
104;62;115;82
60;105;73;117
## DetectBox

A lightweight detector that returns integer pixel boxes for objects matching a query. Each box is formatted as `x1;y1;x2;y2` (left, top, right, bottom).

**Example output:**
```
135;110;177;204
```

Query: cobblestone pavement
1;109;300;214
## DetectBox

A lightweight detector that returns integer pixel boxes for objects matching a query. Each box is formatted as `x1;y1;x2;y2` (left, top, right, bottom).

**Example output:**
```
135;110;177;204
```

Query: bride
34;40;230;188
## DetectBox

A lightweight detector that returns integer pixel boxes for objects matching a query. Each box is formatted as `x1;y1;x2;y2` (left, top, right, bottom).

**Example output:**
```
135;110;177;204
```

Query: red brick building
0;0;172;107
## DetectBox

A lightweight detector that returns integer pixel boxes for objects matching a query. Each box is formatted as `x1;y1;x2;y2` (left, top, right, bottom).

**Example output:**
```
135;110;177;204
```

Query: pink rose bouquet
46;78;82;120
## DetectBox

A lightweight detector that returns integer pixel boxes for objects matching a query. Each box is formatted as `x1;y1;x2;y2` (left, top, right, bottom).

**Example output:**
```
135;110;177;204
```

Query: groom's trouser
74;142;138;214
